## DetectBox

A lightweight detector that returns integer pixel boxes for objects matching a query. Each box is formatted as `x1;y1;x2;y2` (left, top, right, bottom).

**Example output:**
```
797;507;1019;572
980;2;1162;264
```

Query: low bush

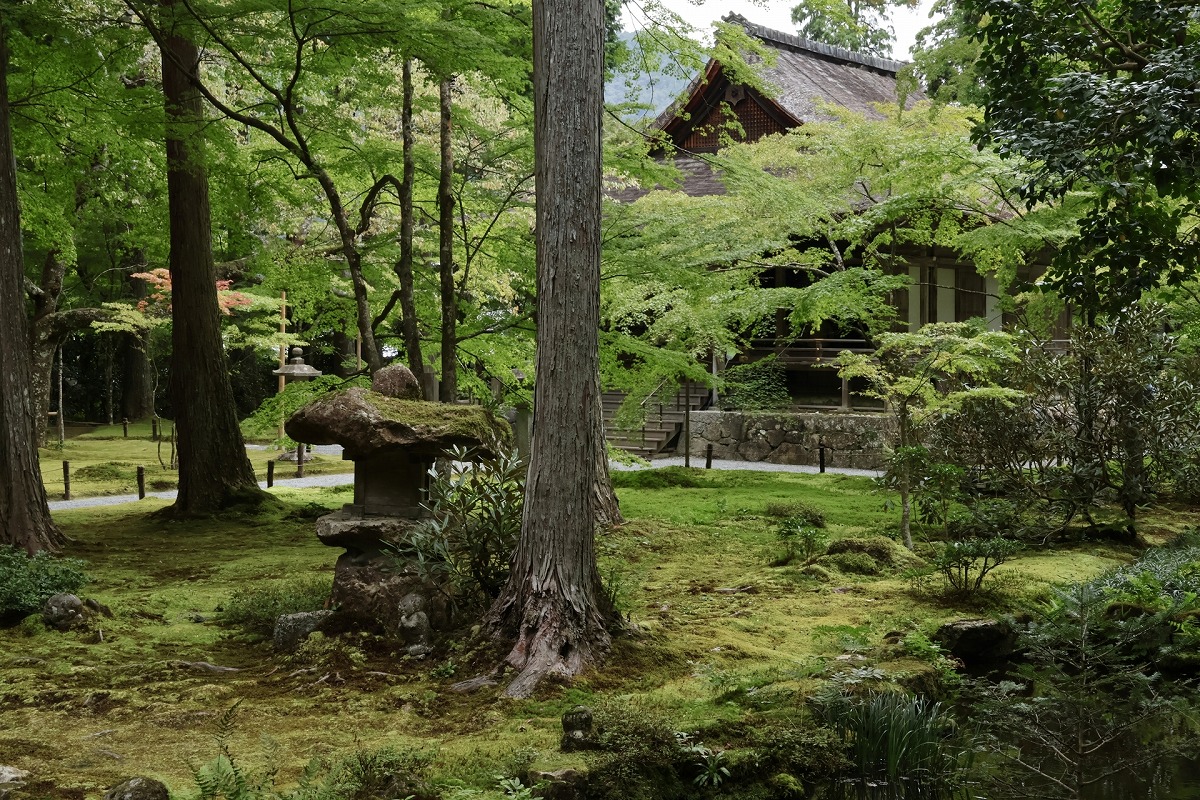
774;517;830;566
585;699;689;800
393;446;525;609
826;536;923;571
0;547;89;619
221;575;332;637
933;538;1022;596
824;551;881;576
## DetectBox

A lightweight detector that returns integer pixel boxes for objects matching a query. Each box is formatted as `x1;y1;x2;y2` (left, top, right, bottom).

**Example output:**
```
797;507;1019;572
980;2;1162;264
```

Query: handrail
639;376;671;408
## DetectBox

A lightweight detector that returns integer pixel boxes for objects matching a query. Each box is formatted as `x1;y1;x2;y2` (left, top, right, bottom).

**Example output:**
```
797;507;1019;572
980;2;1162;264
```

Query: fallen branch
169;660;242;673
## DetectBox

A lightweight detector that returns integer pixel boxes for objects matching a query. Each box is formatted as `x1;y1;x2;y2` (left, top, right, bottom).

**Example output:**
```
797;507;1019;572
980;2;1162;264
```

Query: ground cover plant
1;468;1195;800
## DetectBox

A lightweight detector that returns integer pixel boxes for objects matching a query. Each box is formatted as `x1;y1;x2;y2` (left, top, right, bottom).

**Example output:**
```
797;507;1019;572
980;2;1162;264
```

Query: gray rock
371;364;422;400
934;618;1018;665
273;610;334;652
406;644;433;657
529;768;587;800
103;777;169;800
0;766;29;796
42;593;89;631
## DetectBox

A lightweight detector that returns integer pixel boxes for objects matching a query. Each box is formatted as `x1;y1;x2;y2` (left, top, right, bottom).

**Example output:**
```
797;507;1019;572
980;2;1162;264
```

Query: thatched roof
656;14;920;148
612;16;921;202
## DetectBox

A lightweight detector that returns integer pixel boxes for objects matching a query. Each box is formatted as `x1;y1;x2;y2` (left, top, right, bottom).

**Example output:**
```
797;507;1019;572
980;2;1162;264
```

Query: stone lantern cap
287;386;511;520
273;347;323;381
285;387;511;460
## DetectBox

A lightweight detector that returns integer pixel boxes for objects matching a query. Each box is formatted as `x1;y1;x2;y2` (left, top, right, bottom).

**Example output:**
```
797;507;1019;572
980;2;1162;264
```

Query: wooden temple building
604;16;1017;455
624;14;1008;407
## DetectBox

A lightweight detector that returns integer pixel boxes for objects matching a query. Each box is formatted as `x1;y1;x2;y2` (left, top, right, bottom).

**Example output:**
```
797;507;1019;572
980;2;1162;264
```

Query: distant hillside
604;31;697;119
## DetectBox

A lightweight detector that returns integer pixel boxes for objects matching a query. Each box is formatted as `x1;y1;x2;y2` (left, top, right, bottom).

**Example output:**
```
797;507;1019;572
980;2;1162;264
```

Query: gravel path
48;451;879;513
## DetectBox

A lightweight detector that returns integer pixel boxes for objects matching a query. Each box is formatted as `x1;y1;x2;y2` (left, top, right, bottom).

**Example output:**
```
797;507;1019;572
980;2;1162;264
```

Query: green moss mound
611;467;701;490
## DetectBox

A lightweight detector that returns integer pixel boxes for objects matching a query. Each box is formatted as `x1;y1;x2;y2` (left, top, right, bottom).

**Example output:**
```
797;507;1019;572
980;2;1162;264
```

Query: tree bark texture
438;77;457;402
121;328;155;421
160;7;263;514
480;0;615;698
395;59;424;388
591;393;623;526
0;25;64;554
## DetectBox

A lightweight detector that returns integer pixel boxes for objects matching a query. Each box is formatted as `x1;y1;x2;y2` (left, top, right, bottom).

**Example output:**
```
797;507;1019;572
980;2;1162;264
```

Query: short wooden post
295;443;304;478
684;379;692;468
840;378;851;410
705;443;713;470
136;466;146;499
266;460;275;488
819;436;827;474
62;461;71;500
122;417;129;438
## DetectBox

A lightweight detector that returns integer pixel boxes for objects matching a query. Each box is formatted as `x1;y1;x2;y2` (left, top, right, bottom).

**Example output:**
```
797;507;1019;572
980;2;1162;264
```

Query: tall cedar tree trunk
438;78;457;401
478;0;617;698
159;6;263;514
28;247;112;444
395;59;423;388
0;25;64;554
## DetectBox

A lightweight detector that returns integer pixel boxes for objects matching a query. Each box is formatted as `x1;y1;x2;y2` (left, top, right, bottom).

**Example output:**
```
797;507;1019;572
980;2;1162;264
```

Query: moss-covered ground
3;458;1197;800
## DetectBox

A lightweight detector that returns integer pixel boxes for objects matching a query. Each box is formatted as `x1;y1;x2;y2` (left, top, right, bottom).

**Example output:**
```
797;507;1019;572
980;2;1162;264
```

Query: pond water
799;753;1200;800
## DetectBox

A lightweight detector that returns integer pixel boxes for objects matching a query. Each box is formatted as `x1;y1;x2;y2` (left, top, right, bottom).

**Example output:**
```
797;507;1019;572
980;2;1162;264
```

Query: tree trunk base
479;590;615;699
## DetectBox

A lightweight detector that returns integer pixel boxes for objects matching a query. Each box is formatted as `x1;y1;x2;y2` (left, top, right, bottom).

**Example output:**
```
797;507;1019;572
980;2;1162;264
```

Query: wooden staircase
602;388;708;459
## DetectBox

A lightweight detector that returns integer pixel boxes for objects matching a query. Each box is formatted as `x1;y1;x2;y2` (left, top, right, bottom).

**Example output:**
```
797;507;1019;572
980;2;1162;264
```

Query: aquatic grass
816;692;974;793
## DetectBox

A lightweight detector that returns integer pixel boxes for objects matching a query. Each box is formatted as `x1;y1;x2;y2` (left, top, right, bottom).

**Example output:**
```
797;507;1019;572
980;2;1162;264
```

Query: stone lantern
273;347;322;462
282;364;512;647
273;346;322;383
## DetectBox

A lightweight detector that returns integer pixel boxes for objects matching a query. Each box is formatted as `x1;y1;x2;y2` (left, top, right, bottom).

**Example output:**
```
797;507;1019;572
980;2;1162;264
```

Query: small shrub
392;447;525;609
933;538;1022;595
764;501;826;527
586;699;689;800
774;517;830;566
0;547;89;619
751;726;849;782
221;575;332;637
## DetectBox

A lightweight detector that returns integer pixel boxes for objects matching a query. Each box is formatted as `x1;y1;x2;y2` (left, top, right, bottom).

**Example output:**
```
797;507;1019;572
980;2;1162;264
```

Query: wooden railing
745;337;874;365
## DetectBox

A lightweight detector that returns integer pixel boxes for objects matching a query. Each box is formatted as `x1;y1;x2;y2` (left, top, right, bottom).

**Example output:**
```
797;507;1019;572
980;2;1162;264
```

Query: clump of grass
813;691;974;793
221;575;332;638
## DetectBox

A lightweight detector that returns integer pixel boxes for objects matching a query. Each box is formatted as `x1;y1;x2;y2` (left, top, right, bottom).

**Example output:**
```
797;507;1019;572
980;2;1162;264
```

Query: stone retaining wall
683;410;894;470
